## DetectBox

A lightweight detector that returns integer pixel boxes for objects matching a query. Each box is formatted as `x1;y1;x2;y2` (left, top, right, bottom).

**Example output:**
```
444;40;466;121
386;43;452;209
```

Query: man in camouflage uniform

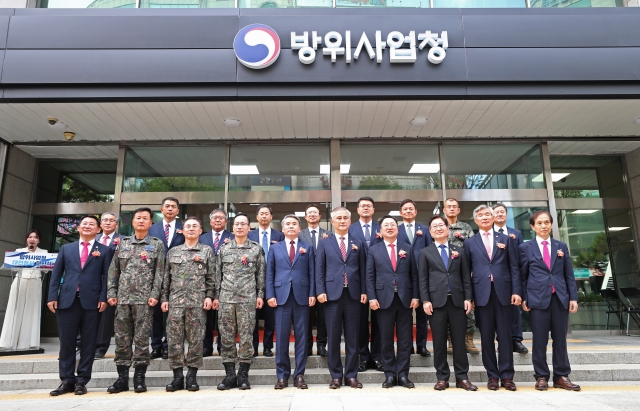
444;198;479;354
161;216;215;392
106;207;165;394
214;212;266;391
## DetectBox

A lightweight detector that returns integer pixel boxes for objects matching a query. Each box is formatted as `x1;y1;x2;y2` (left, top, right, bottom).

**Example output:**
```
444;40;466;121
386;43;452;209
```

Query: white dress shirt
536;235;552;256
308;227;321;248
286;237;299;252
79;239;96;254
100;233;115;246
335;233;349;249
494;224;508;235
478;228;494;256
433;239;449;257
163;219;177;245
359;219;374;238
383;239;398;259
212;230;225;241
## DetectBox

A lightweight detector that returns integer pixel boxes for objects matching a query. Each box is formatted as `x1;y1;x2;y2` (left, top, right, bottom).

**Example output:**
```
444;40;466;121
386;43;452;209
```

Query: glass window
434;0;525;6
123;146;226;192
42;0;137;7
35;160;116;203
442;144;544;190
336;0;428;7
340;144;441;191
530;0;623;8
552;155;627;199
239;0;332;7
229;144;329;191
140;0;235;7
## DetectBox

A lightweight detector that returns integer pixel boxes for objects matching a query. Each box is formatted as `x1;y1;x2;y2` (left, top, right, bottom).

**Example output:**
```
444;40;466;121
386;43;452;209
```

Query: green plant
573;232;609;272
60;177;113;203
577;292;605;303
357;176;402;190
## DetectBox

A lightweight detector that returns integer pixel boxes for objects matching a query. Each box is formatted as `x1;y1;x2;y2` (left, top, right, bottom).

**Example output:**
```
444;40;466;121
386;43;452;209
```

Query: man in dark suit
47;215;113;396
465;205;521;391
367;215;420;389
316;206;366;389
266;214;316;389
199;208;234;357
148;196;185;360
93;212;121;359
299;203;329;357
492;202;528;354
248;204;284;357
419;215;476;391
397;199;433;357
348;196;384;373
520;210;580;391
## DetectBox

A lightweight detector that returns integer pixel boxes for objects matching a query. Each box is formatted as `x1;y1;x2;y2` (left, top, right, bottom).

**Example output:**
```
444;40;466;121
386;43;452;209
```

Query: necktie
289;240;295;264
364;224;371;247
164;223;170;243
542;240;555;293
102;235;109;245
499;227;504;234
483;232;493;281
440;244;450;291
262;231;269;262
406;224;413;245
80;242;89;269
213;232;220;251
311;230;317;251
389;243;396;271
340;237;348;286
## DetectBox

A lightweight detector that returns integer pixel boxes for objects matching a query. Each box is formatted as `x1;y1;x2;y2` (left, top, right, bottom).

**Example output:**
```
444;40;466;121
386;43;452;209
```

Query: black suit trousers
431;296;469;381
475;284;514;380
376;293;413;379
151;303;167;349
307;303;327;349
324;288;361;379
253;304;275;351
95;303;116;354
204;309;222;353
359;305;381;362
530;293;571;382
57;296;100;383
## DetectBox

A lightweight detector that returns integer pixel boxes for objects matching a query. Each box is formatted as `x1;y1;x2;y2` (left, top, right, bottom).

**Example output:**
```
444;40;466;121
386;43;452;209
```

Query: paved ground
0;382;638;411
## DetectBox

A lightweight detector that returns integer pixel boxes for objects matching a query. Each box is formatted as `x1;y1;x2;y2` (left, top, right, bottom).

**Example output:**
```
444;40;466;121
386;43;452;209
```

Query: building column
623;146;640;270
330;139;341;211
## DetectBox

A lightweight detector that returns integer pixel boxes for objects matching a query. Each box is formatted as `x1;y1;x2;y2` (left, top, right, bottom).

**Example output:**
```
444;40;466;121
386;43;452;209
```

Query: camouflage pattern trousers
167;307;206;370
114;304;154;368
467;310;476;334
219;302;256;364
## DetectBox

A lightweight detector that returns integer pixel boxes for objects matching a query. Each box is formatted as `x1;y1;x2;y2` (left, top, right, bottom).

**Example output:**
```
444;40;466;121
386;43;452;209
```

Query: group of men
46;196;580;395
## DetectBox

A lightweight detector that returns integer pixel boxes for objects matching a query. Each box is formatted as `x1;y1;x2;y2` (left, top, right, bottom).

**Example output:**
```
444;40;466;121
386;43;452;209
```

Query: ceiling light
230;165;259;175
63;131;75;142
571;210;598;215
224;118;241;128
320;164;350;174
609;227;630;232
389;211;401;216
295;212;306;217
410;117;428;127
409;163;440;174
532;173;570;183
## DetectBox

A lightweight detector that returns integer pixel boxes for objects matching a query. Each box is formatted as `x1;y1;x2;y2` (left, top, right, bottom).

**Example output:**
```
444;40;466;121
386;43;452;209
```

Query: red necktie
542;240;555;293
164;223;170;243
80;242;89;269
340;237;348;286
289;240;295;264
389;243;396;271
213;232;220;251
101;235;109;245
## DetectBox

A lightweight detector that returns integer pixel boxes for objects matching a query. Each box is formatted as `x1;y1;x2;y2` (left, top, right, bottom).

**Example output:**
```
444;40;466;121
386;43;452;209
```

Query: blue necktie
440;244;450;292
364;224;371;247
262;231;269;263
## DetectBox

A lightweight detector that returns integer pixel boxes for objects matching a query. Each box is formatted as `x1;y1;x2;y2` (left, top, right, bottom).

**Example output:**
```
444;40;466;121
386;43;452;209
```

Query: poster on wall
2;251;57;270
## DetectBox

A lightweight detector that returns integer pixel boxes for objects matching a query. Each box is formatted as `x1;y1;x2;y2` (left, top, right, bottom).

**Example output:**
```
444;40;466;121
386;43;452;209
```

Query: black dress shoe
358;361;367;372
94;352;105;359
162;346;169;359
382;376;397;388
74;381;87;395
513;341;529;354
375;360;385;372
50;381;74;396
202;348;213;358
398;376;415;388
150;348;162;359
263;348;274;357
410;346;415;354
253;349;258;357
318;345;327;357
417;346;430;357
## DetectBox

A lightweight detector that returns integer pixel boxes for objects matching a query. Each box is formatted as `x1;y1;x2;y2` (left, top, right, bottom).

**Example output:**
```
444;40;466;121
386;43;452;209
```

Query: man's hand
317;294;327;303
98;302;107;312
148;298;158;307
212;299;219;310
360;294;368;304
203;298;212;310
108;298;118;306
511;294;522;305
268;298;277;308
256;298;264;309
369;299;380;311
309;296;316;307
161;302;169;312
410;299;420;309
47;300;57;313
522;301;530;312
569;300;578;313
423;301;433;316
464;300;472;315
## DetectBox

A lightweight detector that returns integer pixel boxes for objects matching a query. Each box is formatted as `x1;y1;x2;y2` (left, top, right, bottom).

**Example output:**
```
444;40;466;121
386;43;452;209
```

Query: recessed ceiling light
609;227;630;231
295;211;306;217
224;118;241;128
410;117;428;127
389;211;402;216
532;173;570;183
409;163;440;174
320;164;350;174
230;165;259;175
571;210;598;215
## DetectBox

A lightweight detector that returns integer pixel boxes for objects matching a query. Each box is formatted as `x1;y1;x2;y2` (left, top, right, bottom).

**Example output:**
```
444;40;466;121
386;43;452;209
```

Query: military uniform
108;235;165;368
215;239;266;364
447;220;477;335
162;243;215;370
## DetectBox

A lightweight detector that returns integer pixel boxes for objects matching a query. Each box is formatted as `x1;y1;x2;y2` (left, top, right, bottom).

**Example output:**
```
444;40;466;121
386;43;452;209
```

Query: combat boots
133;364;148;393
237;363;251;390
107;365;130;393
465;333;480;353
217;362;237;390
186;367;199;391
166;367;184;392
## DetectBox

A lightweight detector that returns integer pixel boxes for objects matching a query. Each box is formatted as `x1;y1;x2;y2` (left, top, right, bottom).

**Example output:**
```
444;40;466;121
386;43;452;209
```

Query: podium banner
2;251;57;270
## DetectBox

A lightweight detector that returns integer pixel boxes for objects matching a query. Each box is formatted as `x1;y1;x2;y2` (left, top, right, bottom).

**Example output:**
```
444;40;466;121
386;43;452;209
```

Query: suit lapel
474;233;491;262
429;243;447;272
550;240;559;271
292;243;305;266
529;240;546;269
329;236;343;261
71;242;81;270
277;242;291;266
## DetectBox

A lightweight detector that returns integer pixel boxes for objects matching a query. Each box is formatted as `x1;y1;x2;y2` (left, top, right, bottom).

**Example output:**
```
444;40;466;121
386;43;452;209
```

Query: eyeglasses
380;224;397;228
233;222;249;227
359;204;373;209
430;224;447;229
211;216;227;221
101;219;117;223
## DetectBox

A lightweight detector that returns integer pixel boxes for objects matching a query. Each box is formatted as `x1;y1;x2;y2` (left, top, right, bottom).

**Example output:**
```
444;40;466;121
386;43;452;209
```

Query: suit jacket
315;235;366;301
298;226;330;256
265;239;316;306
398;221;433;264
199;230;235;256
465;231;521;307
519;239;578;310
248;228;285;248
149;220;185;254
96;232;121;252
48;241;113;310
349;221;383;252
366;241;419;310
418;243;472;309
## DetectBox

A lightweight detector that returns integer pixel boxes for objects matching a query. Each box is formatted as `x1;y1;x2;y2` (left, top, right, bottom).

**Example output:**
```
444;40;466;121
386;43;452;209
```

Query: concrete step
1;364;639;391
2;351;639;375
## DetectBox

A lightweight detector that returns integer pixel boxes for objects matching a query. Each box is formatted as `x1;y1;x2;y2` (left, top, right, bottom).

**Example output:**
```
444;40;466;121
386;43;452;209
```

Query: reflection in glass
229;145;330;191
340;144;441;191
336;0;428;7
551;155;627;199
140;0;234;7
442;144;544;189
123;146;226;192
36;160;116;203
530;0;623;8
43;0;136;7
434;0;524;6
239;0;332;7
